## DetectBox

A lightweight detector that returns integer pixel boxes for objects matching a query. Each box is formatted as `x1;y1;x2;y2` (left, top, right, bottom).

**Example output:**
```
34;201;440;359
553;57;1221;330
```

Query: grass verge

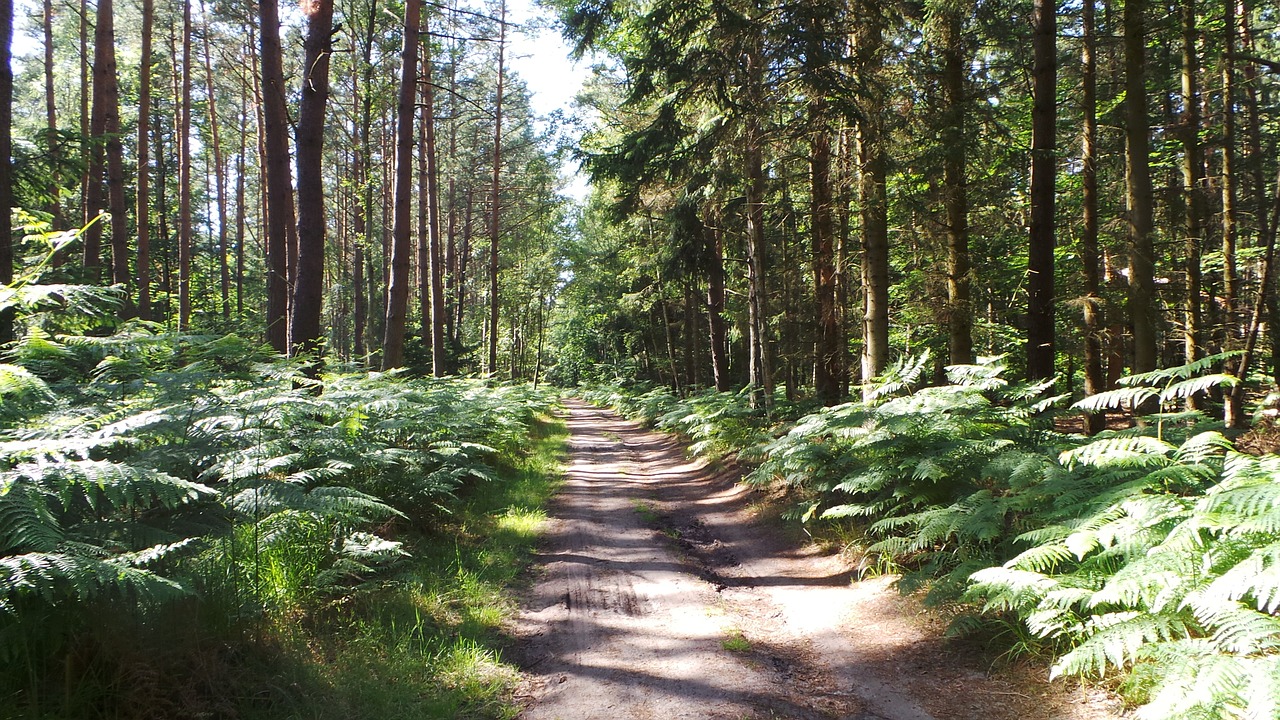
235;413;568;720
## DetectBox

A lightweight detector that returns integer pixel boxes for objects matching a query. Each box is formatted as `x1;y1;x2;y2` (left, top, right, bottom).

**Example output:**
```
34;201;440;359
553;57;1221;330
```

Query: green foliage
0;284;560;714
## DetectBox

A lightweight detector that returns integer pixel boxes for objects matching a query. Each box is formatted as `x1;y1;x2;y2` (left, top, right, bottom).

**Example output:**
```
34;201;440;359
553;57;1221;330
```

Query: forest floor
511;400;1128;720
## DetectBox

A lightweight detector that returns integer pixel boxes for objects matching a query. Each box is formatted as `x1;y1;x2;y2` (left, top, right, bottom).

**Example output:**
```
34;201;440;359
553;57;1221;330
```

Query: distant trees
4;0;564;378
548;0;1280;426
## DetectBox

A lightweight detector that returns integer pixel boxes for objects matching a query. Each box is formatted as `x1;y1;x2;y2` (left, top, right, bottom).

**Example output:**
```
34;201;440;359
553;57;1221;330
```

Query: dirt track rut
513;401;1123;720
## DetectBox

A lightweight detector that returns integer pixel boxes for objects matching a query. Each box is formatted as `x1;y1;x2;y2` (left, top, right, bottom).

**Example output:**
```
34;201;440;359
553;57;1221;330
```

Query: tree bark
135;0;153;320
811;101;841;404
1125;0;1158;374
488;1;507;376
42;0;61;228
855;0;889;395
260;0;294;352
382;0;421;370
290;0;336;364
423;16;447;377
353;0;379;364
1027;0;1056;380
706;220;730;391
83;0;115;277
942;10;972;367
1081;0;1105;433
178;0;193;326
201;2;231;320
1180;0;1204;375
1221;0;1238;325
0;0;12;344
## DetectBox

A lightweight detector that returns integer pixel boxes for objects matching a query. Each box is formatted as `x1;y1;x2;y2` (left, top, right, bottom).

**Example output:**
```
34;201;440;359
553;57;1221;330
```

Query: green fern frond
1073;387;1160;413
1051;612;1195;679
10;461;216;512
1158;374;1239;405
0;483;63;553
1060;436;1176;469
1120;351;1243;387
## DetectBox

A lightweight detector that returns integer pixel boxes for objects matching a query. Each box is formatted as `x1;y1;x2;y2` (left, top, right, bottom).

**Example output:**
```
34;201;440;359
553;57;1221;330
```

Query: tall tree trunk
811;101;841;404
353;0;378;364
260;0;293;351
706;220;730;391
135;0;153;320
83;0;113;277
488;1;507;376
855;0;889;395
290;0;336;363
42;0;61;228
382;0;421;369
1236;0;1279;383
201;3;231;320
418;51;431;353
0;0;13;344
423;17;447;377
745;131;772;407
235;89;247;320
100;0;128;306
178;0;193;327
1027;0;1056;380
1180;0;1204;375
1081;0;1105;433
457;186;473;342
78;0;88;237
1125;0;1158;374
1221;0;1239;325
942;10;972;367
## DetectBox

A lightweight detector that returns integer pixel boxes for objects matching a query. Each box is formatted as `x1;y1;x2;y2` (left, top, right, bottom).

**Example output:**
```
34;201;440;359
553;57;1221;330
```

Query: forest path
512;400;1122;720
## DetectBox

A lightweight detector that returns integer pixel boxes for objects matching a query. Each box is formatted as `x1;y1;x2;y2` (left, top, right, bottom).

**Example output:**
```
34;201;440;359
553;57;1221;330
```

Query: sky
8;0;597;200
505;0;595;200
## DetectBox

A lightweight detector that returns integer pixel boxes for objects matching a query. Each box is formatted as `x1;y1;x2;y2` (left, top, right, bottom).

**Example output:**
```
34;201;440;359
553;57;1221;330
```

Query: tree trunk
0;0;12;344
353;0;378;364
745;129;773;408
1125;0;1158;374
942;10;972;367
290;0;336;364
811;101;841;404
78;0;88;240
178;0;193;327
201;2;231;320
1222;0;1238;325
135;0;153;320
260;0;293;352
1180;0;1204;379
235;89;247;320
423;16;447;377
42;0;61;228
381;0;421;370
83;0;114;277
855;1;889;395
706;220;730;391
488;1;507;376
1081;0;1105;433
1027;0;1056;381
96;6;127;307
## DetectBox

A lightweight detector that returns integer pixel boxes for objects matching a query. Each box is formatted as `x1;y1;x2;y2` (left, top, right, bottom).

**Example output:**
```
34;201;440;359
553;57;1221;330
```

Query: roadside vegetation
583;353;1280;719
0;256;566;719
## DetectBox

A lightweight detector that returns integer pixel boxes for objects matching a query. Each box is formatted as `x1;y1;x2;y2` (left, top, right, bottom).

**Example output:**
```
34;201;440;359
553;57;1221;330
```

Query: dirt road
513;401;1123;720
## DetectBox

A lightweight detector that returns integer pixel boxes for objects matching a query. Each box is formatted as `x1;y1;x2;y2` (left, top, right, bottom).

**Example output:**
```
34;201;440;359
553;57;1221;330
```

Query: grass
233;413;569;720
721;629;752;653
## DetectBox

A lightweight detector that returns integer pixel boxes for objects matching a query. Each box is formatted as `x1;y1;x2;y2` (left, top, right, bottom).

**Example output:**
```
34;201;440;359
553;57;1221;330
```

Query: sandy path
513;401;1124;720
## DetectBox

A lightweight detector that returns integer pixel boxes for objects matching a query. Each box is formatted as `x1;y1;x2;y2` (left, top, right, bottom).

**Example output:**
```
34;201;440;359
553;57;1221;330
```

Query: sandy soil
512;401;1127;720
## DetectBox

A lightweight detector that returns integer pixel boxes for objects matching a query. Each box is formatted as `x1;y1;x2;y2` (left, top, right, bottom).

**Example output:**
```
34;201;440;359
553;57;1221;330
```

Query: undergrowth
0;240;567;718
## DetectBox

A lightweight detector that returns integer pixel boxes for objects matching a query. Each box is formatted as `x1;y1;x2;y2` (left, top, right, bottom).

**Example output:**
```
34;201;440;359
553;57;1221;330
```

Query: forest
3;0;1280;716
